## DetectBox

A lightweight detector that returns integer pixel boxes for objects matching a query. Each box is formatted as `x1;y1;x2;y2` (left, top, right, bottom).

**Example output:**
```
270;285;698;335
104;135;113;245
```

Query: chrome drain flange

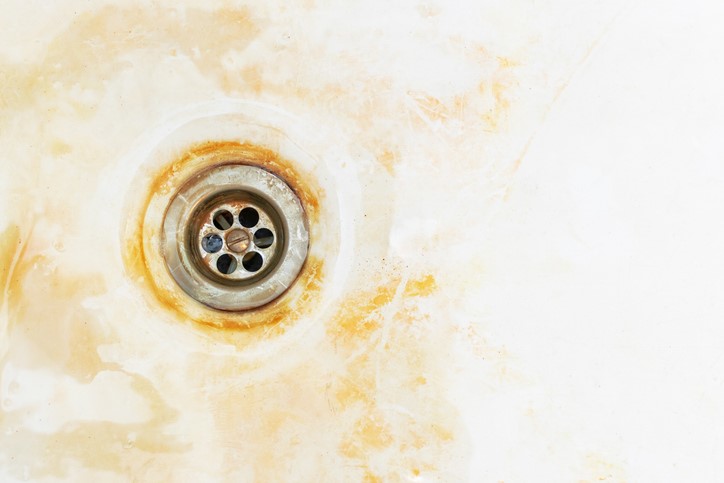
162;164;309;311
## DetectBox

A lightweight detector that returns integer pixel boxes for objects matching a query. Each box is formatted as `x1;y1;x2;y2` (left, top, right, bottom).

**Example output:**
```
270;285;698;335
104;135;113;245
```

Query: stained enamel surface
2;1;724;481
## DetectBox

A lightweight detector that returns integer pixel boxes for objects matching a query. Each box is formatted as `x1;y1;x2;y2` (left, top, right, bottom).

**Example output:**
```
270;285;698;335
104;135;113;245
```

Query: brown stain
123;140;325;334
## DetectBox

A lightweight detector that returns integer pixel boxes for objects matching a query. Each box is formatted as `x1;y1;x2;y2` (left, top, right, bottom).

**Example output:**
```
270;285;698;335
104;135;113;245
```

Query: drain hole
216;254;237;274
239;207;259;228
213;210;234;230
242;252;263;272
202;234;223;253
254;228;274;249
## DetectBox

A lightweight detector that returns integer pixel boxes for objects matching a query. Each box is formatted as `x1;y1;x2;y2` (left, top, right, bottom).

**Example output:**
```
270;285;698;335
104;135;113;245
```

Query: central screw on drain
226;229;250;253
161;164;309;311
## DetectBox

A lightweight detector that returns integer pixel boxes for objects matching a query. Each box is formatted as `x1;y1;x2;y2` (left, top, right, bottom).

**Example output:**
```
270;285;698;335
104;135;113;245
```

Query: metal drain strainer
162;164;309;311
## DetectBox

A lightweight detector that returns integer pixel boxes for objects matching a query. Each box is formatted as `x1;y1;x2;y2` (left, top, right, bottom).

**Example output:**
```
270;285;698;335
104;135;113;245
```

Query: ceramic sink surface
1;1;723;481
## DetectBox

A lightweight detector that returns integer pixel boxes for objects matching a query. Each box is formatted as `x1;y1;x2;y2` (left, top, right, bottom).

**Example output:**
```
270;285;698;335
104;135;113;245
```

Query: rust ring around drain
125;136;329;332
162;163;308;311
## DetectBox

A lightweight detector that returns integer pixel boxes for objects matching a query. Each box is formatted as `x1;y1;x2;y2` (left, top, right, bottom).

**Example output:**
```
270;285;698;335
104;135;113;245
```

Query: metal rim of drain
162;164;309;311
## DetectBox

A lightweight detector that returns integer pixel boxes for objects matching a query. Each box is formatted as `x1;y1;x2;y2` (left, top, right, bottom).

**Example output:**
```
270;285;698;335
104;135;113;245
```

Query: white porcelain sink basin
1;1;723;481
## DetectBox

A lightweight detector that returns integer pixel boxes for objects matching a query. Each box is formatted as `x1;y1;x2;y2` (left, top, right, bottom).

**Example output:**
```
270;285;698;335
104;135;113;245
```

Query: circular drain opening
162;164;309;311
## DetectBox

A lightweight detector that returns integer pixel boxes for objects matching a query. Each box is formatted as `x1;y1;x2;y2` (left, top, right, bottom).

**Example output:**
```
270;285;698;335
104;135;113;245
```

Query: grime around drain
124;141;324;333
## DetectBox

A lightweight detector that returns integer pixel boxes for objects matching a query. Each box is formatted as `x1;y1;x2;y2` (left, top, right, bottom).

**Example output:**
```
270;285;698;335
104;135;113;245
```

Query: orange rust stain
404;273;437;297
340;412;393;458
148;141;320;223
334;364;375;407
124;140;325;334
333;282;397;343
355;413;394;449
0;224;21;302
362;472;383;483
332;274;438;345
128;230;323;334
320;274;463;479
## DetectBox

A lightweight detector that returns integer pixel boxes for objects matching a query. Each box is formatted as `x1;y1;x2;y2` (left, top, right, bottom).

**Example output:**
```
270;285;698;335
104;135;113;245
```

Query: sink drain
162;164;309;311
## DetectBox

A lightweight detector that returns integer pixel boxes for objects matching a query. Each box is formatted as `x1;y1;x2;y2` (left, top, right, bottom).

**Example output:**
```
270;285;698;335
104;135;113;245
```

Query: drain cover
162;164;309;311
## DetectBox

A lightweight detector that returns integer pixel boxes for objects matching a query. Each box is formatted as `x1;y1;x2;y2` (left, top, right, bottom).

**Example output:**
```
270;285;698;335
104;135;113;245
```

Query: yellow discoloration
0;1;521;479
0;224;20;303
340;412;394;458
0;243;189;478
377;150;397;175
0;6;258;112
404;274;437;297
333;285;396;345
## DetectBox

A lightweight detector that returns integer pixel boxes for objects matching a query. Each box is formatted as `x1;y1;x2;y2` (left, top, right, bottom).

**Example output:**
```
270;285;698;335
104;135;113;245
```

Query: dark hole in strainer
242;252;263;272
212;210;234;230
253;228;274;249
216;254;237;274
239;207;259;228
